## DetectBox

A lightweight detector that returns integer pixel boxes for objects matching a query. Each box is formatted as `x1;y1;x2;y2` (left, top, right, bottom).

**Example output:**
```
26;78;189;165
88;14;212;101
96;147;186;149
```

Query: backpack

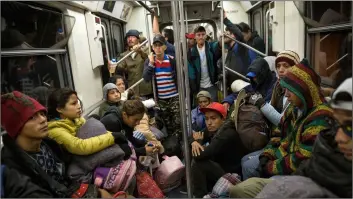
154;155;185;193
93;142;137;193
231;89;269;152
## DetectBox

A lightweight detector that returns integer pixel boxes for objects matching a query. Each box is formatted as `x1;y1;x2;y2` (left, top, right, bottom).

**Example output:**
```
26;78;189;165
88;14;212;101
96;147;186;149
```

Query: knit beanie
1;91;46;138
331;77;352;112
103;83;118;101
275;50;300;67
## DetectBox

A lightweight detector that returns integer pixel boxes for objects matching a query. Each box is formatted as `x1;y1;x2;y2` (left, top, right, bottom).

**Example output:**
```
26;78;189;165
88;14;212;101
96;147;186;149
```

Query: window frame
305;1;352;87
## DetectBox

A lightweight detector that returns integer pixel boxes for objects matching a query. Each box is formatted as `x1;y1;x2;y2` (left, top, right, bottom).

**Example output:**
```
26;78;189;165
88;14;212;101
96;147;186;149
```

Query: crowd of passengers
1;9;352;199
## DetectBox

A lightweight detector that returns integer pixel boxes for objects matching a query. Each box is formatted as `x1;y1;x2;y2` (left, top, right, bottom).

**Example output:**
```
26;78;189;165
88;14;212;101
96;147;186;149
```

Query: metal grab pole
221;2;227;98
171;1;192;198
223;33;267;57
225;66;250;82
144;6;158;102
115;39;149;66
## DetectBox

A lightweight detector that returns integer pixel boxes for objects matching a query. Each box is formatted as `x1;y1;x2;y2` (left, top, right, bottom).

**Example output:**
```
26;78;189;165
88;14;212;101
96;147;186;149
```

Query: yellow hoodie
48;117;115;155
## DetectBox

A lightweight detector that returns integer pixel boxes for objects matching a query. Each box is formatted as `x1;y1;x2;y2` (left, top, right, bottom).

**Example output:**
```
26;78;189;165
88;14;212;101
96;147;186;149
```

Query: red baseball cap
200;102;227;119
185;33;195;39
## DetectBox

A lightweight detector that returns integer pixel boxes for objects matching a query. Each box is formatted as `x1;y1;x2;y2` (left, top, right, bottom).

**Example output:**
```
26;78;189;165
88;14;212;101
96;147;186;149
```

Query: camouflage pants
157;96;182;137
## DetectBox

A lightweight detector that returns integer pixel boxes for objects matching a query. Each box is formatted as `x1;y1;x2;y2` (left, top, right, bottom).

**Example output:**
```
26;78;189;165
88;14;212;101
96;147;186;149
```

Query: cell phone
147;143;154;147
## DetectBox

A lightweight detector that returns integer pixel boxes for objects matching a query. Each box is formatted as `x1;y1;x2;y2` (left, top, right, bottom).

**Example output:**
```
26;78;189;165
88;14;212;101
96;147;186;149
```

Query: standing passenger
143;34;181;138
188;26;222;103
110;30;153;98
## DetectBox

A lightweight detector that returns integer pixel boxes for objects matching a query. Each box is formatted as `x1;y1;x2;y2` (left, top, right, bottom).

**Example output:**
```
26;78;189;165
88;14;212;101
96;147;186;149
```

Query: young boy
99;83;121;118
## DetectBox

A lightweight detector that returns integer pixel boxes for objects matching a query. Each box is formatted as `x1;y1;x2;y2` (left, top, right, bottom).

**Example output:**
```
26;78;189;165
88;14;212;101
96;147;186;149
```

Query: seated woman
100;99;161;157
47;88;128;156
189;102;249;198
109;75;134;101
99;83;121;118
191;91;212;132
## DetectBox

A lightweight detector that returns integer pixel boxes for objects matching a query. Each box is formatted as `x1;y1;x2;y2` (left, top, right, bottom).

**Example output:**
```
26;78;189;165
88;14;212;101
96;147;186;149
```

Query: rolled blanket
67;118;125;182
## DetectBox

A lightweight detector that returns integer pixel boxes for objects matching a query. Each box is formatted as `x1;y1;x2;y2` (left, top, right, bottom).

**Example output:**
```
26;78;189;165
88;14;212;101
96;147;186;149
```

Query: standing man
111;29;153;98
188;26;222;105
143;34;182;156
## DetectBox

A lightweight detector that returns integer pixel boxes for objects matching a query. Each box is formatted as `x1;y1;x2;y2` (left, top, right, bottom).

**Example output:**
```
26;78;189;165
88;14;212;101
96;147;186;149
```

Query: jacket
48;117;115;155
294;129;352;198
247;58;277;102
1;135;74;198
190;120;249;174
191;106;206;132
134;113;164;154
100;106;147;156
99;101;121;118
143;54;178;95
115;46;152;96
259;64;333;177
223;18;259;85
165;41;175;57
187;41;222;93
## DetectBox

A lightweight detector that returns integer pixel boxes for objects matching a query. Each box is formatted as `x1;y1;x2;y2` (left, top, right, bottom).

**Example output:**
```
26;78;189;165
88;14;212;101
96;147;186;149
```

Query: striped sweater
154;55;178;99
260;62;333;176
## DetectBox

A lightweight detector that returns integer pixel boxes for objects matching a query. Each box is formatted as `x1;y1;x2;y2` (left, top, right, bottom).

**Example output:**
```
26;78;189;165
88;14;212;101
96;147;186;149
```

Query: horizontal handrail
223;33;267;57
137;1;154;14
224;66;250;82
114;39;149;66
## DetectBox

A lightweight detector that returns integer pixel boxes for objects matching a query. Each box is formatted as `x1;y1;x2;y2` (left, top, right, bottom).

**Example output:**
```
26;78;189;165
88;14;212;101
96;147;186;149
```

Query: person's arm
262;117;330;176
143;58;154;82
223;10;244;41
193;129;231;160
260;103;283;126
222;93;238;106
48;127;115;156
3;166;54;198
188;59;198;93
152;15;161;35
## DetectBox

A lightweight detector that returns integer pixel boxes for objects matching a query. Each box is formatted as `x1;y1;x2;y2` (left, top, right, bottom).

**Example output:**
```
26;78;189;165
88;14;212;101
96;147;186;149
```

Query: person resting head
47;88;128;156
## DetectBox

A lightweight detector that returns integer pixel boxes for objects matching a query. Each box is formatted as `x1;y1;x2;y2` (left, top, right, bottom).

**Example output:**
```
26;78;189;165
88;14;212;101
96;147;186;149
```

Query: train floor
165;185;187;198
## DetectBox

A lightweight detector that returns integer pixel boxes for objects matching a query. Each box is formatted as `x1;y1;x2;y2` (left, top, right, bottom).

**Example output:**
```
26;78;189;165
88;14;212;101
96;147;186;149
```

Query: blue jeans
241;150;263;181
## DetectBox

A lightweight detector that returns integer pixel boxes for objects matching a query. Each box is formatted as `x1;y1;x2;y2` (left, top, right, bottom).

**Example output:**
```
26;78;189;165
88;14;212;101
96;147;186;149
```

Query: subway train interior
1;0;352;198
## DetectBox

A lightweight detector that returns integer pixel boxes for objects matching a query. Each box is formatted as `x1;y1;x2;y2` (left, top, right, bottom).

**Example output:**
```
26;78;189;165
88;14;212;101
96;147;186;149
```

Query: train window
111;22;124;56
252;10;262;37
1;1;75;103
310;1;351;27
1;1;75;49
311;31;352;87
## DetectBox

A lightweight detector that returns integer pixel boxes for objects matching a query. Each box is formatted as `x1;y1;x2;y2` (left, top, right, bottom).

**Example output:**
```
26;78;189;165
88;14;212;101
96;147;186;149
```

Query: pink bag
154;155;185;193
94;142;137;193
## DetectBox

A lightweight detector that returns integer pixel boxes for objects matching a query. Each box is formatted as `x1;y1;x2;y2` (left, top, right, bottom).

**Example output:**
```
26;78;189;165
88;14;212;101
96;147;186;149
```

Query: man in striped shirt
143;34;182;142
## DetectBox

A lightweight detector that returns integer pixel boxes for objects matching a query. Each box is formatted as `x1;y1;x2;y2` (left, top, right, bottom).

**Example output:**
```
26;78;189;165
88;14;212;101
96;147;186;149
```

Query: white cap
331;77;352;111
231;80;251;93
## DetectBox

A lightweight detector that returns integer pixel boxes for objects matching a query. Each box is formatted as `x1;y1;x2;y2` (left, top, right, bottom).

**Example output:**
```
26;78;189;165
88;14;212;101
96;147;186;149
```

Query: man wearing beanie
249;50;300;127
230;78;352;198
1;91;110;197
99;83;121;118
110;29;153;98
234;59;333;184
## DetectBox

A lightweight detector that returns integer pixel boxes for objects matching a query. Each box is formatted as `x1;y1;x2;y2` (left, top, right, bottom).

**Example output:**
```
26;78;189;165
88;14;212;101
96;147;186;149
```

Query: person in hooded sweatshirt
99;83;121;118
238;59;333;181
100;99;162;157
230;78;352;198
245;57;277;102
249;50;300;129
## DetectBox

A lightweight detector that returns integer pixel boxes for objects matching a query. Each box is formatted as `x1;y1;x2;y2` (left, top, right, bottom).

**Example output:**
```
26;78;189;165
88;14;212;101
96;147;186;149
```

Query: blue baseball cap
246;72;256;78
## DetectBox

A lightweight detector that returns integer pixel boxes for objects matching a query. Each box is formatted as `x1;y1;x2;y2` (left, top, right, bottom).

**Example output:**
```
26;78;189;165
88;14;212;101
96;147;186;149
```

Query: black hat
153;34;166;45
126;29;140;38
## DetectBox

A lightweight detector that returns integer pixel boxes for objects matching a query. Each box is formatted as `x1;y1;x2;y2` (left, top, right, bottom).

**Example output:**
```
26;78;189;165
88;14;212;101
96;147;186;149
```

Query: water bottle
55;28;65;43
109;58;118;74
